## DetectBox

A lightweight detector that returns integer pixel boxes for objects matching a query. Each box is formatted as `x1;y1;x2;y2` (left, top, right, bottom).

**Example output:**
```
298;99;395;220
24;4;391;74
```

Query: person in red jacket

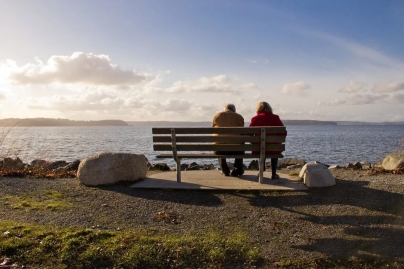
249;101;286;179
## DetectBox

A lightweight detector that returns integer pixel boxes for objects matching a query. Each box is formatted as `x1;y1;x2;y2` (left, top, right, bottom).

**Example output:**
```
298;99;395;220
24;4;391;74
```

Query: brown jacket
212;111;244;127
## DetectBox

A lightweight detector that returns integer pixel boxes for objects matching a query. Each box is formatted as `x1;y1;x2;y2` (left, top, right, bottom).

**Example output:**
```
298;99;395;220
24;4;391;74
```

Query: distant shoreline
0;118;403;127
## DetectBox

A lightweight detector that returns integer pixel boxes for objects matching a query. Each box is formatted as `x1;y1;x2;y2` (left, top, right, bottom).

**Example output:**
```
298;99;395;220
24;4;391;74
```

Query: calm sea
1;125;403;167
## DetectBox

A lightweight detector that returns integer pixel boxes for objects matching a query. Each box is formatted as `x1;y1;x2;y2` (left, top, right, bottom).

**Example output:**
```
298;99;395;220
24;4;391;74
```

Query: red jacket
249;111;286;155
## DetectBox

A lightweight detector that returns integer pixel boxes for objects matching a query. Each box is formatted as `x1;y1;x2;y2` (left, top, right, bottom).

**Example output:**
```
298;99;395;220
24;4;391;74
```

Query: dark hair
224;103;236;112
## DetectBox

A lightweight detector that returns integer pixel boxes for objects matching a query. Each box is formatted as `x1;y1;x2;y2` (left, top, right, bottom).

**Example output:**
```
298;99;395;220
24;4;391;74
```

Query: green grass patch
0;221;263;268
1;190;72;211
288;171;300;177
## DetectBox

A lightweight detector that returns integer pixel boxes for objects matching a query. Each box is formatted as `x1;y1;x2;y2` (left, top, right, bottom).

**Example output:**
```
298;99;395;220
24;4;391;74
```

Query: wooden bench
152;127;286;184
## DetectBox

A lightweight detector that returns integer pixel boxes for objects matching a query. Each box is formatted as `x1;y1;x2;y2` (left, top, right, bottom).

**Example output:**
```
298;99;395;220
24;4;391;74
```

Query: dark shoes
257;173;280;179
230;168;244;177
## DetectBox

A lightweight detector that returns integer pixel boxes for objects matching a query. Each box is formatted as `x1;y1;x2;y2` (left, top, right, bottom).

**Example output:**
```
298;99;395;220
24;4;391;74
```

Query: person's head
224;103;236;112
255;101;272;114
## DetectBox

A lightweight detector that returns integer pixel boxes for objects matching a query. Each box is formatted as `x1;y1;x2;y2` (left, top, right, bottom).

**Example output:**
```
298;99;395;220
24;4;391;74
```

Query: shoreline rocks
0;156;381;174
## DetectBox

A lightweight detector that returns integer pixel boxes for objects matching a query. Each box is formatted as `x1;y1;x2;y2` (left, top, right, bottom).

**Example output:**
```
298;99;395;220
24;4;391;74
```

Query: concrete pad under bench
132;170;308;190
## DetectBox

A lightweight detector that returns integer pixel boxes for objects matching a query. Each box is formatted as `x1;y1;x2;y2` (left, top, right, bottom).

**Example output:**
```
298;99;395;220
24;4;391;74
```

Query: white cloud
317;98;347;106
164;74;245;94
339;81;367;93
384;93;404;104
160;98;192;112
372;82;404;93
238;83;258;91
192;75;235;93
26;91;127;111
347;94;386;105
166;81;187;93
8;52;153;86
317;93;404;106
281;81;310;96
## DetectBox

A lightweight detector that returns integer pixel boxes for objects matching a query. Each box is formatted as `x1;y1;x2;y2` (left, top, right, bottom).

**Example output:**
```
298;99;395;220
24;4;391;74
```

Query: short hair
224;103;236;112
255;101;272;114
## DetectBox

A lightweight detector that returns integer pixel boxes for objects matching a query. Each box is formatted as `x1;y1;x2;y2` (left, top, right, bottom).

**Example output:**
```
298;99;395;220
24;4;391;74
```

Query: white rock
382;154;404;170
77;152;147;186
299;162;336;188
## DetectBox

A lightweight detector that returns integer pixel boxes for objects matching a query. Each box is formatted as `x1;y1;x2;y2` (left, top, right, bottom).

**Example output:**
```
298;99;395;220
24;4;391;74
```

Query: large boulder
382;154;404;170
77;152;147;186
299;162;335;188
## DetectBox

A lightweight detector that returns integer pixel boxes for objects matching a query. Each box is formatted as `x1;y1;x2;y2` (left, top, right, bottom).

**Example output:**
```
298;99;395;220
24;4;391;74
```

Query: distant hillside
0;118;128;127
283;120;337;125
126;121;212;127
335;121;404;125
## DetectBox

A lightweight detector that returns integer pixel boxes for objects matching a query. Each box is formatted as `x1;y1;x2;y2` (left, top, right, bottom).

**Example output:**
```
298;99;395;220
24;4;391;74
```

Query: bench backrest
152;127;286;153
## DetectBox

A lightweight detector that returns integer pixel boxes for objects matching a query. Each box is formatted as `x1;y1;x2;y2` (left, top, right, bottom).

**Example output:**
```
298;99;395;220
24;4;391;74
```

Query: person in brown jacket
212;103;245;176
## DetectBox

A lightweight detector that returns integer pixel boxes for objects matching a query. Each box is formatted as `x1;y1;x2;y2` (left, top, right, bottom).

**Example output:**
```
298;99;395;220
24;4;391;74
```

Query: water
0;125;403;167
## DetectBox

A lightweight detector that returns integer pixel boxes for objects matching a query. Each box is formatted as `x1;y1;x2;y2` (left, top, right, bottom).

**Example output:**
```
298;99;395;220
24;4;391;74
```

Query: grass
0;221;263;269
1;190;72;211
1;220;403;268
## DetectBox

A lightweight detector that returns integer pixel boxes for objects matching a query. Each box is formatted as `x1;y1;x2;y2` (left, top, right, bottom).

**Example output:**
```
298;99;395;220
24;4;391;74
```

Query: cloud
347;94;386;105
238;83;258;91
339;81;367;93
8;52;153;86
160;98;192;111
319;93;402;106
317;98;347;106
164;74;244;94
27;91;127;111
192;75;235;93
372;82;404;93
281;81;310;96
384;93;404;104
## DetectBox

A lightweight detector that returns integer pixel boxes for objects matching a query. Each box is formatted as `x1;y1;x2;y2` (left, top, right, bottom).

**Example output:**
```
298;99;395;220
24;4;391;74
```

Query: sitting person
249;101;287;179
212;103;245;176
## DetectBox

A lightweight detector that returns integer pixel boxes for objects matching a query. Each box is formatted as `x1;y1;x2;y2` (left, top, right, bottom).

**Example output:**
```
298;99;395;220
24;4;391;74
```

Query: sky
1;0;404;123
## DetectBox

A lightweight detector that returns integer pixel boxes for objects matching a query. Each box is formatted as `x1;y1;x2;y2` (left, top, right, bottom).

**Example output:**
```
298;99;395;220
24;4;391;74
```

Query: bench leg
259;158;264;184
176;160;181;183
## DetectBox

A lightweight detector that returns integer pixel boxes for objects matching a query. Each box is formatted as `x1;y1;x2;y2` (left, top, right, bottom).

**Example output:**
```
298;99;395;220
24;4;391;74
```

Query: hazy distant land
0;118;403;127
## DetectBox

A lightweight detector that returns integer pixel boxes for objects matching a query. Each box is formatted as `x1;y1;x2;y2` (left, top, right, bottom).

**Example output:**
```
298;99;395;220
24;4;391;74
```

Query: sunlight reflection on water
0;125;403;166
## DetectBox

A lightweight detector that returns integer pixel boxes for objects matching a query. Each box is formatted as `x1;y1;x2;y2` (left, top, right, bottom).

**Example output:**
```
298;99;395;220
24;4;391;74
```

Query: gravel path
0;169;403;262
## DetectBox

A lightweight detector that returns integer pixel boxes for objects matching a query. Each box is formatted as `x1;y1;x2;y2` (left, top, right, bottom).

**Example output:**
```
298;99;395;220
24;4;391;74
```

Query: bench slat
156;153;284;159
152;135;286;143
153;144;285;151
152;127;286;135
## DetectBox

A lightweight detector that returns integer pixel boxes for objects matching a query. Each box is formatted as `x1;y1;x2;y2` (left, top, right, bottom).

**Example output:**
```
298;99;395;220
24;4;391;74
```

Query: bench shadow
246;178;404;258
247;179;404;216
293;227;404;259
97;183;224;207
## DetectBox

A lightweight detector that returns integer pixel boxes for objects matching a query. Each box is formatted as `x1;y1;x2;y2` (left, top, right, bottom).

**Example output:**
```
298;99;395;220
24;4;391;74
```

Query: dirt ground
0;168;403;265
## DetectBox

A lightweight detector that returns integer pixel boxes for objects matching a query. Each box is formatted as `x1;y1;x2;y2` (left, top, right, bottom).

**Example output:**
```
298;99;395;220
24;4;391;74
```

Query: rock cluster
0;157;80;173
146;157;378;173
